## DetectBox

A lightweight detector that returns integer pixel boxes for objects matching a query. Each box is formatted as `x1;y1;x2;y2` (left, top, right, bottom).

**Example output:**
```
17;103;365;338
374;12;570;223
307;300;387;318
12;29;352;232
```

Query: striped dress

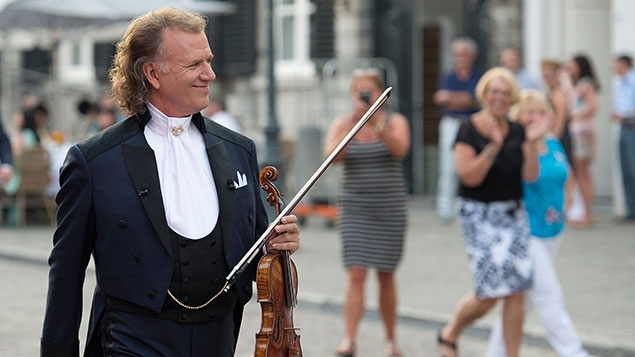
338;139;408;272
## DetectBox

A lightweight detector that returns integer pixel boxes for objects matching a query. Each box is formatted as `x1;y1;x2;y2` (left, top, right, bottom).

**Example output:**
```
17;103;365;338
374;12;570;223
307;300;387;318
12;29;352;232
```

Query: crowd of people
323;39;610;355
433;39;611;229
0;6;632;355
0;93;119;225
428;36;635;357
0;78;242;227
323;38;625;356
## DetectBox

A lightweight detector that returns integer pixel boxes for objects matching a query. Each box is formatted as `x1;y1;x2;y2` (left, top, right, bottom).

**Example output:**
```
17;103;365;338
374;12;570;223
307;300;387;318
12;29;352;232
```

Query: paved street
0;259;554;356
0;197;633;356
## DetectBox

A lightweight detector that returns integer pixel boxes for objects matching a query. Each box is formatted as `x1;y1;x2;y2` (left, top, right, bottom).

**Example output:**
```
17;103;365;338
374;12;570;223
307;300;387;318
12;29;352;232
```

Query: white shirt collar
146;102;193;137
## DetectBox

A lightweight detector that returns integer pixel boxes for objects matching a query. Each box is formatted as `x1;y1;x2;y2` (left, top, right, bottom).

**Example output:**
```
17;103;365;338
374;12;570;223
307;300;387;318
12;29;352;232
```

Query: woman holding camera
325;68;411;357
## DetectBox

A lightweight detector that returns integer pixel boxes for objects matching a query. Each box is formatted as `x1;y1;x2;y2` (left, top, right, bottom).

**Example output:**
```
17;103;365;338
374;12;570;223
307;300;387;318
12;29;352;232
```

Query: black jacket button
183;295;190;303
183;277;190;284
147;291;156;299
179;240;188;248
180;313;189;321
119;220;127;228
132;255;140;263
248;215;254;224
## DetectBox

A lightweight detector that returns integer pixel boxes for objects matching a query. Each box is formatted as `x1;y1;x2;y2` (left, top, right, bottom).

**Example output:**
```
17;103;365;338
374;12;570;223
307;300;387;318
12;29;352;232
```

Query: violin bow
225;87;392;290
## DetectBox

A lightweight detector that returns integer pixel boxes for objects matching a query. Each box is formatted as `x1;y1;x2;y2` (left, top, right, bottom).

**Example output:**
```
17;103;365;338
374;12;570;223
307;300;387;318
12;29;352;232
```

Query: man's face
500;49;520;73
453;43;474;70
148;28;216;117
613;60;629;77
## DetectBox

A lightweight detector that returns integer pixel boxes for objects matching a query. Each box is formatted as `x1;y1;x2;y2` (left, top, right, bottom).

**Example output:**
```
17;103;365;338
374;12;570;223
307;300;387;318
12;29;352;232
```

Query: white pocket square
233;171;248;189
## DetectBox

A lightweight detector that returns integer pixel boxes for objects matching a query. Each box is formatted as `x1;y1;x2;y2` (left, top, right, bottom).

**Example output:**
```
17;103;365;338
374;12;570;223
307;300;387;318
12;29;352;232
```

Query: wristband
484;144;498;160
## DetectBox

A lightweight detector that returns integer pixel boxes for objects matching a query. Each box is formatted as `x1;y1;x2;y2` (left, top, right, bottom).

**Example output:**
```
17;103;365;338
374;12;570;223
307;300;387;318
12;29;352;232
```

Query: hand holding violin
266;215;300;254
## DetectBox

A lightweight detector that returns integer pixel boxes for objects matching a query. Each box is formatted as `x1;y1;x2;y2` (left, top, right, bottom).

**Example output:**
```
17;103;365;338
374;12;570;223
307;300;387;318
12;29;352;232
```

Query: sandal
335;339;355;357
384;340;402;357
437;328;457;357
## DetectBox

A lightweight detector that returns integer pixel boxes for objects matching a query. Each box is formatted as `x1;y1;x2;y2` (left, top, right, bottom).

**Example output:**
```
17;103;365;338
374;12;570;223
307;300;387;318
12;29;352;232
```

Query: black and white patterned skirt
457;198;533;298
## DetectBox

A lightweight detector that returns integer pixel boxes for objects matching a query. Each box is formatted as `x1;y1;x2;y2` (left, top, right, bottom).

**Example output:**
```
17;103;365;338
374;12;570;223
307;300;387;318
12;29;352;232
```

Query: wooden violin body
255;166;302;357
255;253;302;356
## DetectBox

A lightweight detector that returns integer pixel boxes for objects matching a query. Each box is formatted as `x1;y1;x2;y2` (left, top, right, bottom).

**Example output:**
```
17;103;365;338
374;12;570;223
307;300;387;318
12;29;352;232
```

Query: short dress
569;77;597;160
455;120;533;298
338;139;408;272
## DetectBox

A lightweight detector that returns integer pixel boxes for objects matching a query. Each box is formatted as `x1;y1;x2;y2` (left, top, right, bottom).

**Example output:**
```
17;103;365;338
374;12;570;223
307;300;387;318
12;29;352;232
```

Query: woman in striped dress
325;68;411;357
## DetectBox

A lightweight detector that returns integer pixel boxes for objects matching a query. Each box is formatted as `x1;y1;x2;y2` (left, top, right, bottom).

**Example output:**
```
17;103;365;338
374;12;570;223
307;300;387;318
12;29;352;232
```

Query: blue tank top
523;136;569;238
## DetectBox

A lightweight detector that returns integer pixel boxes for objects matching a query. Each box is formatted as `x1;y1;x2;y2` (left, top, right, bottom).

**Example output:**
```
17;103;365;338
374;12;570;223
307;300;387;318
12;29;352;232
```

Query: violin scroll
259;166;284;215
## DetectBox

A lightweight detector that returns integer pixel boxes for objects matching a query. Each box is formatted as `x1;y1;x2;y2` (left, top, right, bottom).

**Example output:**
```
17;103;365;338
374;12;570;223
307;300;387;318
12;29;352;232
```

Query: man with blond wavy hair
40;7;300;356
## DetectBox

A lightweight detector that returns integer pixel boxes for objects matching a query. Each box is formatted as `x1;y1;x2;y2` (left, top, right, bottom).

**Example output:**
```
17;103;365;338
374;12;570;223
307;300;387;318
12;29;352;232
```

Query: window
206;0;257;77
71;42;81;66
275;0;316;76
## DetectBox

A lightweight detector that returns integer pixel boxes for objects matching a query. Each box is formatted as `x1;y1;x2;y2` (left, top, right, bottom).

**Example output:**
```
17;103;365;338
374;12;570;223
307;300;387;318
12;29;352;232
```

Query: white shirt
145;103;219;239
209;110;242;133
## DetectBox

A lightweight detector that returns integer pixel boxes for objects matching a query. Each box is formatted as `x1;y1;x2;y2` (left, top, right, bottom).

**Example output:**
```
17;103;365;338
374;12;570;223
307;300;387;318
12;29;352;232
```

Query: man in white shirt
203;98;242;133
499;47;541;91
40;7;300;357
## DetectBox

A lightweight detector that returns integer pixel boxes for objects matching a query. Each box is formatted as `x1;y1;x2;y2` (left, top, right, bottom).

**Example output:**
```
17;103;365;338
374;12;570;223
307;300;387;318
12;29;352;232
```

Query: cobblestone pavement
1;196;634;356
0;259;556;356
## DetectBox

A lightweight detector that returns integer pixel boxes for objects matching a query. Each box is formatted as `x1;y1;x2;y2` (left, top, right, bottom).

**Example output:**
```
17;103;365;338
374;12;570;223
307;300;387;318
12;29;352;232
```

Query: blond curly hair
509;89;553;123
109;7;207;115
474;67;520;105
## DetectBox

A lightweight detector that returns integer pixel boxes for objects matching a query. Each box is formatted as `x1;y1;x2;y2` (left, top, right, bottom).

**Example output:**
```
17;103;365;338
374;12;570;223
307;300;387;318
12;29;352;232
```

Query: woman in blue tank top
486;90;589;357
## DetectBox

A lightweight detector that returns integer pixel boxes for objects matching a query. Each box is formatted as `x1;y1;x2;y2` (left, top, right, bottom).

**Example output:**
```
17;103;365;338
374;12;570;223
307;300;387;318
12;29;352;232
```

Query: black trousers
99;308;236;357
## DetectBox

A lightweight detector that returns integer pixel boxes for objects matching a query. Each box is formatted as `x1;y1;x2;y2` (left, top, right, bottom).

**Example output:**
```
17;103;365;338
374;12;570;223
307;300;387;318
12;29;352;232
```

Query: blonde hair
109;7;207;115
540;58;561;72
509;89;553;122
350;68;385;94
474;67;520;104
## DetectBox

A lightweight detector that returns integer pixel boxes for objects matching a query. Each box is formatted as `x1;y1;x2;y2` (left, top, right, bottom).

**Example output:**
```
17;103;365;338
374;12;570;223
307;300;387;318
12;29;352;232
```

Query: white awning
0;0;236;29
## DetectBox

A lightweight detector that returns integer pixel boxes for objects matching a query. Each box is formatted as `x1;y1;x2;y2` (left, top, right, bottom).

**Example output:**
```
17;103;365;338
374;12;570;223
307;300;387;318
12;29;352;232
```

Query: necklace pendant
171;125;184;136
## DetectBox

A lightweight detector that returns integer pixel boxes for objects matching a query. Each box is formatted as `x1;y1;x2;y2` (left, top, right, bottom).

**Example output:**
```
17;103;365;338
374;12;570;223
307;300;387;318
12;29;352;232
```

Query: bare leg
337;267;367;354
440;293;498;357
377;271;397;341
573;158;594;225
502;292;525;357
377;271;400;355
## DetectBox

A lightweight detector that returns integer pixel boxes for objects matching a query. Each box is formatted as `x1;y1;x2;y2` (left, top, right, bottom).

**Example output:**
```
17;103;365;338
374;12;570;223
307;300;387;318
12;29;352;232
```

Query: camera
359;91;371;104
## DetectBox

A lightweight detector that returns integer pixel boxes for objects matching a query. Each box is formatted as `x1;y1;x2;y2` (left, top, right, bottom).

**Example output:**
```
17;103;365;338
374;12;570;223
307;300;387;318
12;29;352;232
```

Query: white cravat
144;103;219;239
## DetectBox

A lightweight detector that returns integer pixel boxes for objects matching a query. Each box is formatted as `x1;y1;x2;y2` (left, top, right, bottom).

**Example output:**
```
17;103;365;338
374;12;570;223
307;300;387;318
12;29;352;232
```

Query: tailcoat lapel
122;142;172;257
204;135;235;255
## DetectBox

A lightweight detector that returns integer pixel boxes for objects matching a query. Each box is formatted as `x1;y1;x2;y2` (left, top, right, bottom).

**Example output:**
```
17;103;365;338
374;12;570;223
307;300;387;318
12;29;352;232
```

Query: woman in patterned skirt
486;90;589;357
437;68;546;357
325;68;411;357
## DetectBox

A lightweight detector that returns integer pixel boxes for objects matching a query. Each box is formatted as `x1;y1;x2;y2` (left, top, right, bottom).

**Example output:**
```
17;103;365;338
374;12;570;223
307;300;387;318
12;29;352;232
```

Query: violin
255;166;302;356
